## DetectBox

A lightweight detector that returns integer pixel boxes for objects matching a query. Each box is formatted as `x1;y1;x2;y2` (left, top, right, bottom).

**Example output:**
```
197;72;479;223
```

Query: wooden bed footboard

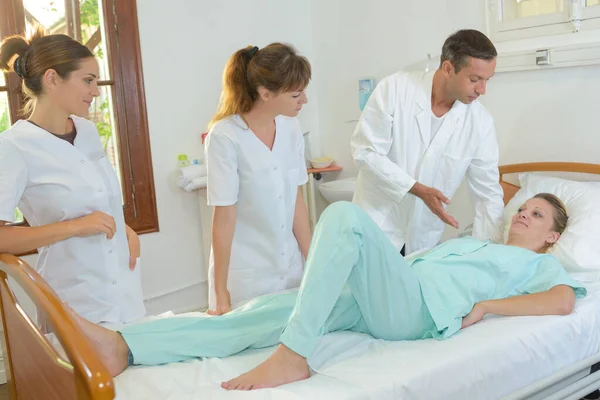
0;254;114;400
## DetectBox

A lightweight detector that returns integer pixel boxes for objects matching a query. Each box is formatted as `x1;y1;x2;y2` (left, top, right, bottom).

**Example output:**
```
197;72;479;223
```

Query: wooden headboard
499;162;600;205
0;254;115;399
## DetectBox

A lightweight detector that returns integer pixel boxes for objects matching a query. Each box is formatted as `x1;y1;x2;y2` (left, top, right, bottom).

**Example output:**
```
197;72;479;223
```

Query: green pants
121;202;435;365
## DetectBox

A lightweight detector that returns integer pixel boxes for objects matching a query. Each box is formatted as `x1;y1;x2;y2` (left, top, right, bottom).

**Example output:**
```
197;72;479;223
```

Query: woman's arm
292;188;312;260
0;211;117;254
125;224;140;270
209;205;237;315
462;285;576;328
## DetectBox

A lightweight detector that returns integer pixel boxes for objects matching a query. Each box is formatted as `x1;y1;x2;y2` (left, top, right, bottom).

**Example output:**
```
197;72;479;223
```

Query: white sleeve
0;139;27;222
205;131;239;207
350;75;417;202
294;120;308;186
466;125;505;242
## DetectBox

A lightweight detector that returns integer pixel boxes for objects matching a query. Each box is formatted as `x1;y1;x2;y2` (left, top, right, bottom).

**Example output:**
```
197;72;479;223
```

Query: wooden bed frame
0;254;114;399
498;162;600;205
0;162;599;400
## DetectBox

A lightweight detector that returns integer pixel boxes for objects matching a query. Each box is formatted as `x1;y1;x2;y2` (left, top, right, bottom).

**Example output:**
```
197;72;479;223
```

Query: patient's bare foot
221;344;310;390
68;308;129;376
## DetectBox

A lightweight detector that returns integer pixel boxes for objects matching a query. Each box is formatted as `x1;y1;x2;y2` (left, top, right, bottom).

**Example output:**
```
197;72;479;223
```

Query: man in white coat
351;29;504;255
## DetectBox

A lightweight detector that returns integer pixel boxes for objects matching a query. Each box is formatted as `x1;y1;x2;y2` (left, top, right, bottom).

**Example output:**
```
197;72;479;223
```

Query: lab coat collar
415;71;434;143
17;116;105;161
415;71;467;144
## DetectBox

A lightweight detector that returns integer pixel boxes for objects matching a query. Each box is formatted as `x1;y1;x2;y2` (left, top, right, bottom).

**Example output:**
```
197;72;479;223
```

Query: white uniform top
351;71;504;254
0;117;146;324
205;115;308;308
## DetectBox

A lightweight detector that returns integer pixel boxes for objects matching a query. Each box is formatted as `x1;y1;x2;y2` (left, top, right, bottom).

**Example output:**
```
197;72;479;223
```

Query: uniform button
273;166;278;170
108;250;113;254
98;188;103;193
112;280;117;285
280;277;284;281
278;195;282;199
80;160;85;164
281;252;285;256
280;224;284;228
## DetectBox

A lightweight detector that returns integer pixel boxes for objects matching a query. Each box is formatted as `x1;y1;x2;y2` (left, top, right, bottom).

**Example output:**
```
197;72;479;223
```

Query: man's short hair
440;29;497;72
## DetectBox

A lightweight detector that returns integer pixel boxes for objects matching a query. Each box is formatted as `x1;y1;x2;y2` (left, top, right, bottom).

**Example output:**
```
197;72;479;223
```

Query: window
489;0;600;41
0;0;158;234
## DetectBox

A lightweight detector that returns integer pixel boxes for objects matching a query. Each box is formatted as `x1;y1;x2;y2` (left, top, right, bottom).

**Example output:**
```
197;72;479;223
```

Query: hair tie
13;54;27;79
246;46;259;59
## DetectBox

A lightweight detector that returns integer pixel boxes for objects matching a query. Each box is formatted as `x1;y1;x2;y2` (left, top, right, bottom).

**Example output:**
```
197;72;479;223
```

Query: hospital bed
2;161;600;400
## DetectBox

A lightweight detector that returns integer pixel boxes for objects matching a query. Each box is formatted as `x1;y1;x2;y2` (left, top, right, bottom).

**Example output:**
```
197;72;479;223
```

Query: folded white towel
181;176;208;192
179;164;207;182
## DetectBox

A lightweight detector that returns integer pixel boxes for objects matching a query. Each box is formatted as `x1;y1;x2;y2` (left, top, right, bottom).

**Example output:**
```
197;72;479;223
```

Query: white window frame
488;0;600;41
583;1;600;25
487;0;600;71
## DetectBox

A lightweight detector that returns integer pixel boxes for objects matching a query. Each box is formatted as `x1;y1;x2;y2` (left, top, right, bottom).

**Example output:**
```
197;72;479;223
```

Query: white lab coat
205;115;307;309
0;117;146;324
351;71;504;254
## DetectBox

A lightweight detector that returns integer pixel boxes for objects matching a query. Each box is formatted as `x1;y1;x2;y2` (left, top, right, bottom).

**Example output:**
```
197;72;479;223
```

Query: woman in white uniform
206;43;312;315
0;29;145;324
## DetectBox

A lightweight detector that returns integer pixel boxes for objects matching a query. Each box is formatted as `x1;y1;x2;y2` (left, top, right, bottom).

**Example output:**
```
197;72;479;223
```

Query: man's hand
410;182;459;229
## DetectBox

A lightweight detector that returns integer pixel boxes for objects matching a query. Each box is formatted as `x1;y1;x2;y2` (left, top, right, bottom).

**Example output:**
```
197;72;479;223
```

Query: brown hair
439;29;497;73
208;43;311;128
533;193;569;253
0;26;94;116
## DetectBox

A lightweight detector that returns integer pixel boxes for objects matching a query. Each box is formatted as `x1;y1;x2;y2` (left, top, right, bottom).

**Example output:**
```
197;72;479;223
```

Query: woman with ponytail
206;43;312;315
0;28;146;324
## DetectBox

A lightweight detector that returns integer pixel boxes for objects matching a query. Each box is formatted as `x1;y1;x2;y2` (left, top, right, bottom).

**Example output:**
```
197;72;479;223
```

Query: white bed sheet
114;282;600;400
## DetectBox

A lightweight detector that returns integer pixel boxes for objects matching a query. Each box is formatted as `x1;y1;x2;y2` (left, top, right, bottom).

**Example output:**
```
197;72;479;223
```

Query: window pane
24;0;67;34
502;0;564;22
0;91;10;133
90;85;123;199
588;0;600;6
24;0;111;80
79;0;111;80
0;72;5;86
13;209;24;223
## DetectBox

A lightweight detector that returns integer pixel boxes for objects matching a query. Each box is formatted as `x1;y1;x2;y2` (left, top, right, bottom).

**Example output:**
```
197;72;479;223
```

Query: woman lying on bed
74;193;586;391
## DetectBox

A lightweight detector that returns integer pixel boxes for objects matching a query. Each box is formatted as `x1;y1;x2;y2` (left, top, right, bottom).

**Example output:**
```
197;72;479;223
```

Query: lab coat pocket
436;153;469;198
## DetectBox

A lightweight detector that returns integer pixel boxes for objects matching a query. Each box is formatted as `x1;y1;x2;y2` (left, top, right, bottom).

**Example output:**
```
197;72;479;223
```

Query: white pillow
502;173;600;282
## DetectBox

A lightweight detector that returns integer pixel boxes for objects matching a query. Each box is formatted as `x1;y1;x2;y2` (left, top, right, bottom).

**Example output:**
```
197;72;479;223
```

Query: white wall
19;0;319;317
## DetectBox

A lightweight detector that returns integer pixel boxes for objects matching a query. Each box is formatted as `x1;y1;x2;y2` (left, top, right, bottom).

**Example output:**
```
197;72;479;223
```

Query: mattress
113;282;600;400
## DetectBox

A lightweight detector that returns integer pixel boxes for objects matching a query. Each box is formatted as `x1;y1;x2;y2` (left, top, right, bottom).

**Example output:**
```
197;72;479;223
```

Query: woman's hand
208;289;231;316
69;211;116;239
462;302;486;329
125;225;140;270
